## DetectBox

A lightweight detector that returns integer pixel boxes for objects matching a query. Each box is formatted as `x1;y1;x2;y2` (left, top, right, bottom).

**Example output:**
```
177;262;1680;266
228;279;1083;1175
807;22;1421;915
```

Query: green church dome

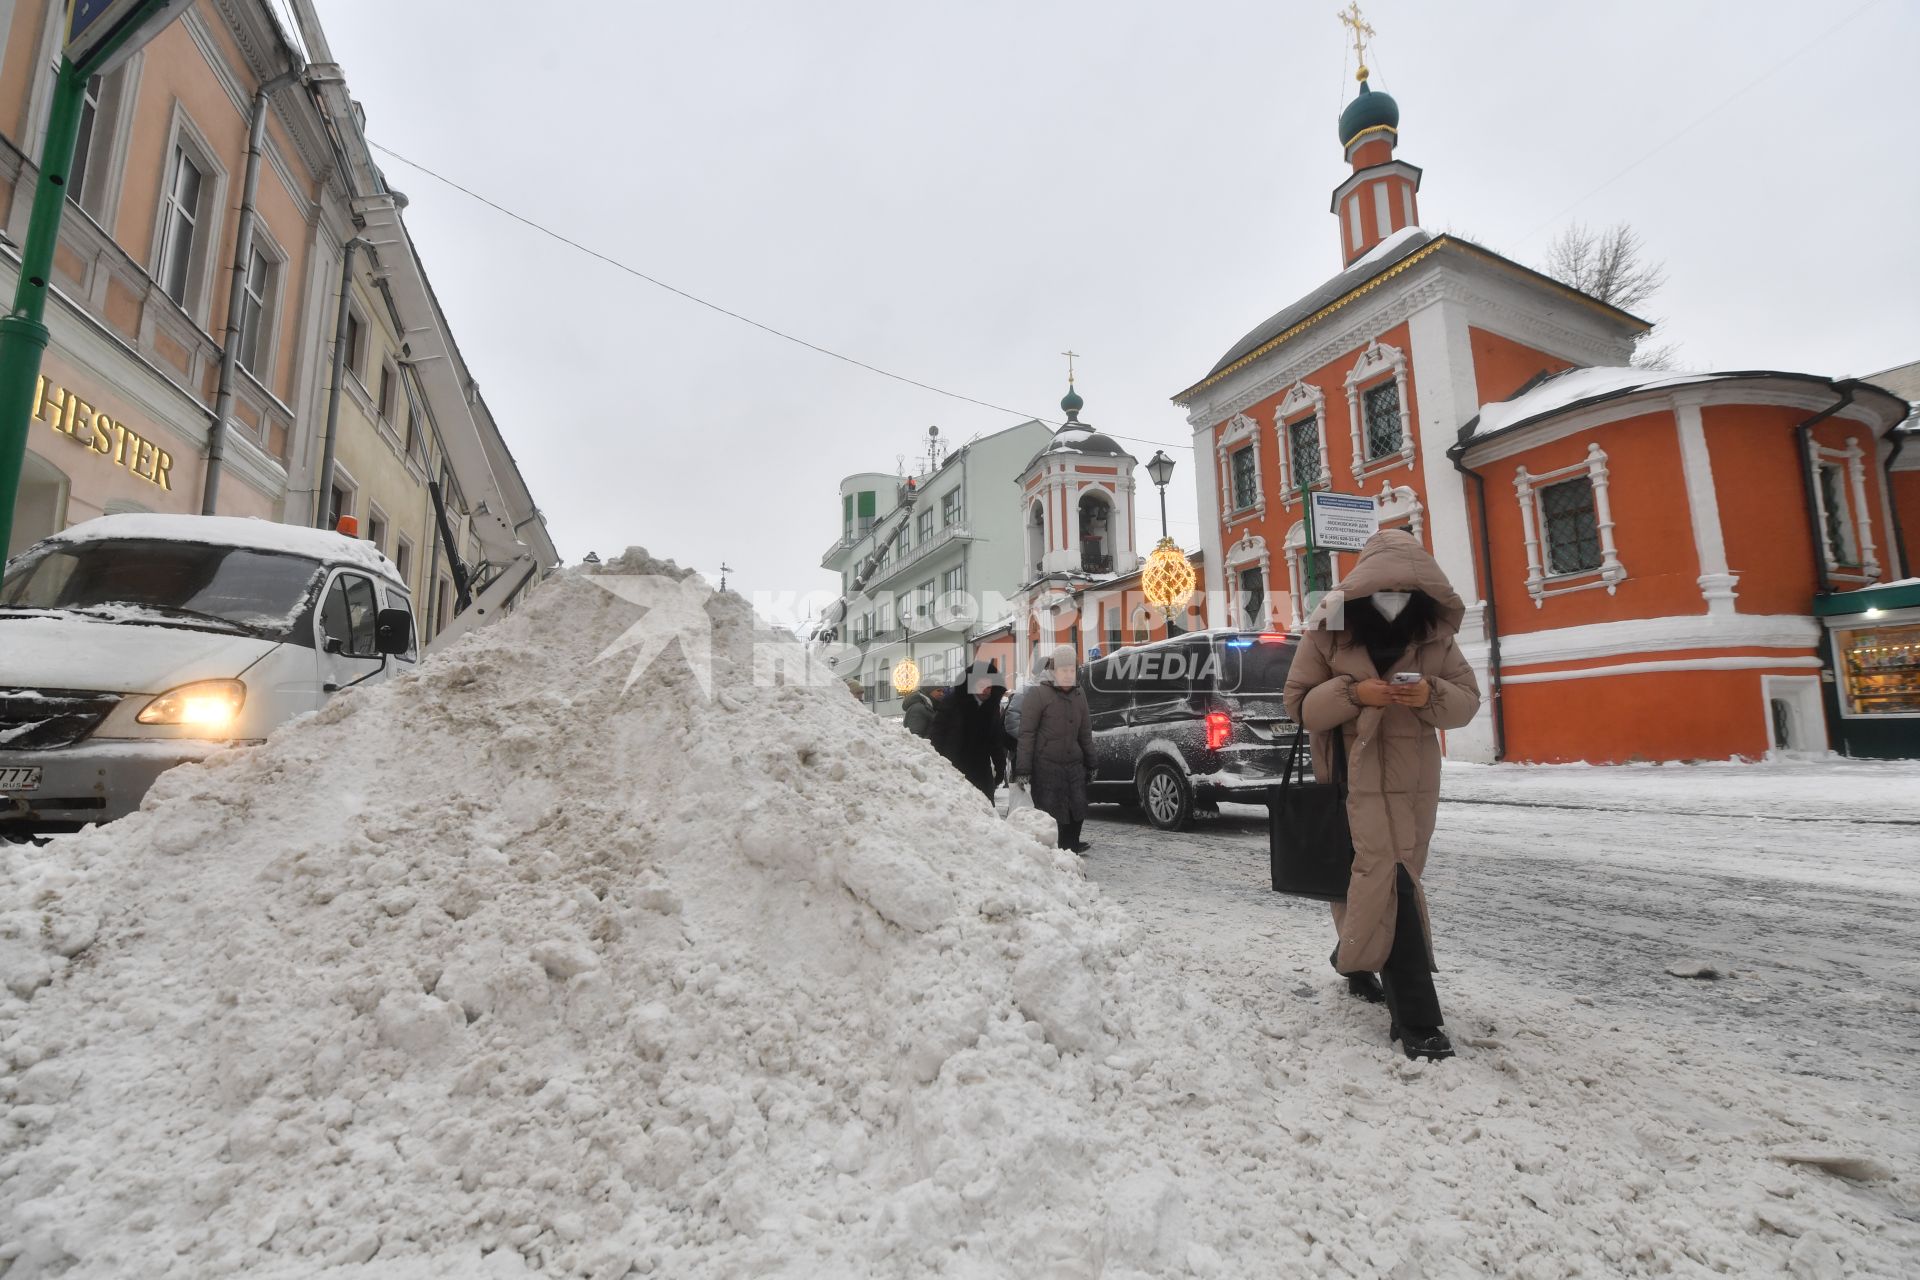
1339;78;1399;147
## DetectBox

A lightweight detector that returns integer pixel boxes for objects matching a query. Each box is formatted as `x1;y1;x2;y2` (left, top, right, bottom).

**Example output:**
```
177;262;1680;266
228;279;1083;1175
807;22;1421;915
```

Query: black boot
1330;946;1385;1004
1391;1024;1456;1061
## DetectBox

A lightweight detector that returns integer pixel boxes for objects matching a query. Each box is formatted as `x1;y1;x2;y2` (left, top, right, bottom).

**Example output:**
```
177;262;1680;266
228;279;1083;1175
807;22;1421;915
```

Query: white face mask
1373;591;1413;622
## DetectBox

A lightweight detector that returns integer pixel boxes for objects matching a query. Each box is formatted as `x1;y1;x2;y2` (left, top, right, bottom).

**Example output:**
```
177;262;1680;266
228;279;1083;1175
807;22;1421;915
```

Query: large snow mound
0;552;1238;1278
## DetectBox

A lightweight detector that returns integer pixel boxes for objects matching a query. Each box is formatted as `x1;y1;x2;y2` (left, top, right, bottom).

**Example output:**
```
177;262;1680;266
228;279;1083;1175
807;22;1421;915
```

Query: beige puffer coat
1282;531;1482;974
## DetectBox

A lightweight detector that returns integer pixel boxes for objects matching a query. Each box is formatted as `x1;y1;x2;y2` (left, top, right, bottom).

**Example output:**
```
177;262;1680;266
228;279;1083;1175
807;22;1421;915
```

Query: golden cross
1062;349;1080;385
1337;0;1373;78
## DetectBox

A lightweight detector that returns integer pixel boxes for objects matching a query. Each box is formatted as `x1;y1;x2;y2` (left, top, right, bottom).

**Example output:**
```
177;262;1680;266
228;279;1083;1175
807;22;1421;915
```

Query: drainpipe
310;236;369;527
1450;450;1507;762
1793;385;1855;599
202;65;303;516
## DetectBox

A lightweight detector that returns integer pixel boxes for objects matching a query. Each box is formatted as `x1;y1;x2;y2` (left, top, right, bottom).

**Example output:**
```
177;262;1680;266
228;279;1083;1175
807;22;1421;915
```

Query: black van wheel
1139;761;1193;831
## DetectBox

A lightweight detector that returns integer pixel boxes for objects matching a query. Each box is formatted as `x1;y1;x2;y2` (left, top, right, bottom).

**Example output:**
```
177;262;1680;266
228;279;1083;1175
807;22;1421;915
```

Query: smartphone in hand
1390;672;1423;686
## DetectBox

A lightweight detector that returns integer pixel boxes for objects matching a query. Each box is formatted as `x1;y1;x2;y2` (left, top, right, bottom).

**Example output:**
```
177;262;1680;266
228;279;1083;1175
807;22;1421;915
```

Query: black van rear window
1214;637;1297;703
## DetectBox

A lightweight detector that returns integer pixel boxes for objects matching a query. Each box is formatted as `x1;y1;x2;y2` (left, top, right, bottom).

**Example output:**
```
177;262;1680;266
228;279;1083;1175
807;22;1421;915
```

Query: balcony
867;522;971;587
1080;550;1113;575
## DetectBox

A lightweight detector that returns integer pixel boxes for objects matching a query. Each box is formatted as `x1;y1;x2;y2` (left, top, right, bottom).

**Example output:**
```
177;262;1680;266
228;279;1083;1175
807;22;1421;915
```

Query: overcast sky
309;0;1917;606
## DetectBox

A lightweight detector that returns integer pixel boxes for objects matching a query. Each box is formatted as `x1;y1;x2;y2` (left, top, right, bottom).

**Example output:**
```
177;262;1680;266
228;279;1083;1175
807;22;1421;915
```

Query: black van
1081;630;1305;830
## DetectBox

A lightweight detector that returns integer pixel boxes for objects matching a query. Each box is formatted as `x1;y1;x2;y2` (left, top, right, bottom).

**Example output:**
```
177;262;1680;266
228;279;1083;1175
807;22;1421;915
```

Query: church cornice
1173;236;1648;413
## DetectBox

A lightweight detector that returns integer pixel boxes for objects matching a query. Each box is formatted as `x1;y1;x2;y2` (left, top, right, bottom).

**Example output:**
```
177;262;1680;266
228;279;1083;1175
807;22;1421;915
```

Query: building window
235;244;275;376
1818;463;1858;567
434;576;452;638
877;597;894;633
366;507;389;554
1287;416;1322;491
1513;444;1626;605
344;309;368;379
1237;566;1266;629
941;563;965;596
394;534;414;585
377;359;400;423
1303;548;1333;594
157;145;205;307
1541;476;1602;575
898;521;910;556
941;490;963;527
326;477;354;531
1363;381;1402;460
1106;612;1122;652
68;73;105;207
917;510;934;543
856;490;877;537
1230;444;1257;511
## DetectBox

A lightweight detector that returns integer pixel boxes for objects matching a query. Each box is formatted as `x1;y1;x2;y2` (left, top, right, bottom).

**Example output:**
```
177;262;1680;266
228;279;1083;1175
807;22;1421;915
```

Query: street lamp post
1146;449;1175;538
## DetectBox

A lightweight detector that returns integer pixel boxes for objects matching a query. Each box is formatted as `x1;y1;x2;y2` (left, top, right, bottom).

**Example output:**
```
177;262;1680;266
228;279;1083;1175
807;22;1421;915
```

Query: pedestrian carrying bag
1268;724;1354;900
1005;783;1034;816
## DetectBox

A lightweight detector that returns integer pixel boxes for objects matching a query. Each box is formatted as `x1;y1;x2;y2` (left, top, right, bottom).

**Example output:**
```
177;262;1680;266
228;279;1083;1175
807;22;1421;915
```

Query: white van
1;513;416;830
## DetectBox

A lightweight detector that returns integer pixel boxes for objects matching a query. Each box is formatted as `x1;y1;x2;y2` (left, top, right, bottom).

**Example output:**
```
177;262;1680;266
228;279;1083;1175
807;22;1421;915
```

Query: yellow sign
33;374;175;490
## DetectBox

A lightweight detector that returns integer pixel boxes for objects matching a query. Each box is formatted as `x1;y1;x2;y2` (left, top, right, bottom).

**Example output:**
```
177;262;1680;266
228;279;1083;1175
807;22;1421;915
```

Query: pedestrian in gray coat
1014;644;1095;853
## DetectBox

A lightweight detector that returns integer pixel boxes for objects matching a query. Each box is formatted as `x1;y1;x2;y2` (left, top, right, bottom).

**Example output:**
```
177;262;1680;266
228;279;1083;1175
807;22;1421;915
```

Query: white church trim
1343;339;1417;478
1514;442;1627;607
1223;529;1272;630
1273;379;1330;507
1215;412;1266;525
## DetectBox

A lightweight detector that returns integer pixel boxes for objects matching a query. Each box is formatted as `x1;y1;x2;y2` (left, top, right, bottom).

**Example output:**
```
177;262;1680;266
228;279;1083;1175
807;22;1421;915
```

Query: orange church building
1173;68;1915;763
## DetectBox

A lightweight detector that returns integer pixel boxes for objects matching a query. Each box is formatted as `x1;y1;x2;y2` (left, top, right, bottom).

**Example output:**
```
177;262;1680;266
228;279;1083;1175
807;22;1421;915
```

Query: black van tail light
1206;709;1232;751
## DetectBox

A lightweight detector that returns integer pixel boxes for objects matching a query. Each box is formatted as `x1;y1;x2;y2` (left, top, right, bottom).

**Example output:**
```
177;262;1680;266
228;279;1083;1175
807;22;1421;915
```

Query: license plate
0;767;41;792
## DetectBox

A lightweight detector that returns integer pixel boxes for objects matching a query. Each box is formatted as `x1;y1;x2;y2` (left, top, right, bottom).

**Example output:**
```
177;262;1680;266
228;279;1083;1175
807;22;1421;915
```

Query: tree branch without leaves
1542;221;1679;368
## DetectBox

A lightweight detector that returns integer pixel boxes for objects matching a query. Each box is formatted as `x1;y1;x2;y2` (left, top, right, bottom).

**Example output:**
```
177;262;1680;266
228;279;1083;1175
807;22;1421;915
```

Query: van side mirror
375;608;413;655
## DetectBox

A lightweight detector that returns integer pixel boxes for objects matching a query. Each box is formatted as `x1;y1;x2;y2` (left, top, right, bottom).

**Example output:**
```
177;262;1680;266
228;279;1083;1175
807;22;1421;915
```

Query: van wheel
1139;762;1193;831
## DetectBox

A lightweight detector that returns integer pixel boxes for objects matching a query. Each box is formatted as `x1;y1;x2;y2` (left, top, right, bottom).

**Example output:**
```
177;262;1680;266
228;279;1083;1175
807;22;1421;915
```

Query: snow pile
0;552;1246;1278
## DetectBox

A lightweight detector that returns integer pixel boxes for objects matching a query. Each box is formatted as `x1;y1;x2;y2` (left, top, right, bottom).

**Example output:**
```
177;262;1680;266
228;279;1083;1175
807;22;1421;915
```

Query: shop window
1363;381;1403;459
1230;444;1256;511
1541;476;1602;575
1834;622;1920;718
1287;416;1323;491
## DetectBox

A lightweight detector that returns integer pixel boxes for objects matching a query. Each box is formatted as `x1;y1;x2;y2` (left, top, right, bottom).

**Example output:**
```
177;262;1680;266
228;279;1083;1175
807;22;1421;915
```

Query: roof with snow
1456;367;1916;450
1172;231;1653;407
1023;424;1134;472
44;514;405;584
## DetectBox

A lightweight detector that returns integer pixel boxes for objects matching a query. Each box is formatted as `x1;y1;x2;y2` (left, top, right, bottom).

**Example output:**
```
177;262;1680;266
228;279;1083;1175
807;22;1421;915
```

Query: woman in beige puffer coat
1282;529;1481;1061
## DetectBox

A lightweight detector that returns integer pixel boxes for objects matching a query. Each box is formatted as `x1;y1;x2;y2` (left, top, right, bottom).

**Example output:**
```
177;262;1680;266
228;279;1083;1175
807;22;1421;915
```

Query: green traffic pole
0;58;89;556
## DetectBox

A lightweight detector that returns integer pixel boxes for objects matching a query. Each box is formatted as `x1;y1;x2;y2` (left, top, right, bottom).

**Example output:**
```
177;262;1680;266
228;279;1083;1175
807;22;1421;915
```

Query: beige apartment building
0;0;554;632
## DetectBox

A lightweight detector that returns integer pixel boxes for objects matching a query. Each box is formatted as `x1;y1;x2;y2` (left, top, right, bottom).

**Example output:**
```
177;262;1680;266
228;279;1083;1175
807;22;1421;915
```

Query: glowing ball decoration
1142;537;1197;619
891;657;922;696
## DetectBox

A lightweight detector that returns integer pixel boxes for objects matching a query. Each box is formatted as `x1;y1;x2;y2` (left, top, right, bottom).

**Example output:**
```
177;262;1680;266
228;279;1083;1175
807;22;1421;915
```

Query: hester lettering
31;375;176;492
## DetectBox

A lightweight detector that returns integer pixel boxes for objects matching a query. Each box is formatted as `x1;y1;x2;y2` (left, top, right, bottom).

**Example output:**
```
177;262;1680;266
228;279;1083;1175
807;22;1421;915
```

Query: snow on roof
48;514;403;582
1466;366;1729;441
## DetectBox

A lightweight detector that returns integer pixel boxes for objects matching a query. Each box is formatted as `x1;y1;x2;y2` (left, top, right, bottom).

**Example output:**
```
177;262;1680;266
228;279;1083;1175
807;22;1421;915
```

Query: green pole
0;58;89;556
1300;473;1318;599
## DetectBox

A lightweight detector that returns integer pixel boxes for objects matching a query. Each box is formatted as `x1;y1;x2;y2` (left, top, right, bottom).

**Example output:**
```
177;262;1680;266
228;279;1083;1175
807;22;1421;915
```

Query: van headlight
136;679;246;733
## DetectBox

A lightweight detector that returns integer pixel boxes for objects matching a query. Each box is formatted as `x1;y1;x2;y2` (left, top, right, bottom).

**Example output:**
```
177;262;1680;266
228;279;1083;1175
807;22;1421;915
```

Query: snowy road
1068;760;1920;1275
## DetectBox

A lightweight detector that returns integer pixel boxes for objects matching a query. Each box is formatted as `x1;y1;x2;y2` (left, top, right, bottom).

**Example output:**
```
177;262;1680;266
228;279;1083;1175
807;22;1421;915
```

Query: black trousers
1057;818;1084;849
1379;865;1445;1029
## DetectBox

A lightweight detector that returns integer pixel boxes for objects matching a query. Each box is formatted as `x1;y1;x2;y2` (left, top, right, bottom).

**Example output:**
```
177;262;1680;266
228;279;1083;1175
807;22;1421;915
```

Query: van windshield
0;537;326;643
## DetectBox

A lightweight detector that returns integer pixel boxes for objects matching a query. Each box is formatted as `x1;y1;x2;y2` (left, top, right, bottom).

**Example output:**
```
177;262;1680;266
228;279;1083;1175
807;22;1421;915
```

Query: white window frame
1343;340;1416;475
377;356;401;426
1273;380;1330;505
234;227;287;382
343;304;370;382
1223;530;1272;630
1215;412;1265;523
326;464;359;532
1513;443;1626;607
394;532;415;587
366;503;389;554
150;111;226;323
941;489;963;528
1810;440;1880;582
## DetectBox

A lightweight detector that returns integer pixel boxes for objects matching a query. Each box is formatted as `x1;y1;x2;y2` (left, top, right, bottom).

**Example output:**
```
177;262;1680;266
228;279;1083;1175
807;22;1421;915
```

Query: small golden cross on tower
1337;0;1374;81
1062;350;1080;386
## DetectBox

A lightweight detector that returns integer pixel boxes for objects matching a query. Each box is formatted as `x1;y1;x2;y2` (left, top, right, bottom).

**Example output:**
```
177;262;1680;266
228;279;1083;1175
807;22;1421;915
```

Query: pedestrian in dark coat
1014;645;1095;852
901;688;937;738
930;662;1006;800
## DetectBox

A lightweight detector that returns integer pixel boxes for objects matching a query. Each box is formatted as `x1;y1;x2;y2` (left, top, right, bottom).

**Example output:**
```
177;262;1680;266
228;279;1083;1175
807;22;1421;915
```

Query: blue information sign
64;0;191;74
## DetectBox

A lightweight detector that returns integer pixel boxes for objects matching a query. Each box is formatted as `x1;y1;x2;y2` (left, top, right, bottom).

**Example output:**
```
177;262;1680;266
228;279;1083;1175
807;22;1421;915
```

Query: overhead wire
367;141;1194;454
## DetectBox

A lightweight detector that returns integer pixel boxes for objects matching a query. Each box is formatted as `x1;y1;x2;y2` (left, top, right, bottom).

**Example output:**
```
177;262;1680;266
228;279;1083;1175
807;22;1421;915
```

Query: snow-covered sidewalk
1077;760;1920;1277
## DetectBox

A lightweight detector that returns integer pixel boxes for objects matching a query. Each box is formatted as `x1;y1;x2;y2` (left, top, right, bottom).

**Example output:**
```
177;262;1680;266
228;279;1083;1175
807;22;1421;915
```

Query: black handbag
1268;723;1355;901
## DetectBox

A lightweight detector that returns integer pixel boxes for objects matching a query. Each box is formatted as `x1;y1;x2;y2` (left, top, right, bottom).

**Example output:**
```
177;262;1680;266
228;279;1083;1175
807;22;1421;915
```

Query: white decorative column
1846;438;1881;578
1673;396;1738;614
